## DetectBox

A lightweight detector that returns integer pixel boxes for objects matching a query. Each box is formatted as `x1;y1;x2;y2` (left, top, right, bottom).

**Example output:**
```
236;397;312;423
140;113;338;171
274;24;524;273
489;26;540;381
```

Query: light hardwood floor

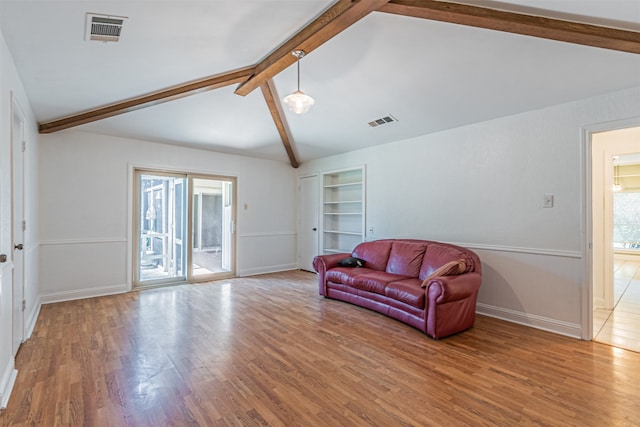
594;258;640;353
2;270;640;426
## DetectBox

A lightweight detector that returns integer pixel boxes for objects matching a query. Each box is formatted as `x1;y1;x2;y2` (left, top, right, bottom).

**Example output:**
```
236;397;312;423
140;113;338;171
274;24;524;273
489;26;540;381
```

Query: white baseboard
477;303;582;339
614;252;640;261
593;297;607;310
238;263;297;277
40;283;129;304
0;359;17;410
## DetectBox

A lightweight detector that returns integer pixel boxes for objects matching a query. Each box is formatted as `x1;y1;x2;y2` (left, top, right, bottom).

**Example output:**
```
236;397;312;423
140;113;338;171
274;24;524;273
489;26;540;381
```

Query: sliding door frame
132;169;188;288
187;174;237;283
132;168;237;288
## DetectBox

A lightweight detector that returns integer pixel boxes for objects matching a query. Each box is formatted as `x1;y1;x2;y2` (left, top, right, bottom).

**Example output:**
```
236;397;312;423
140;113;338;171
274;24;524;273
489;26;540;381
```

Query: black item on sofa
338;257;366;267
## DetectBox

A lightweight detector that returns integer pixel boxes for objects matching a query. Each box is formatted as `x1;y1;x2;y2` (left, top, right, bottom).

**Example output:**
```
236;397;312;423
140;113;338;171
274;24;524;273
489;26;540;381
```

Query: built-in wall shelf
323;230;362;235
323;183;362;189
322;167;365;254
323;248;354;254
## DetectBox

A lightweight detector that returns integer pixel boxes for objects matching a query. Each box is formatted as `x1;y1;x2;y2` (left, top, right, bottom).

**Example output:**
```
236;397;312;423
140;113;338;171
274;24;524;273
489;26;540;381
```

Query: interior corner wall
0;29;40;408
298;86;640;338
38;131;297;302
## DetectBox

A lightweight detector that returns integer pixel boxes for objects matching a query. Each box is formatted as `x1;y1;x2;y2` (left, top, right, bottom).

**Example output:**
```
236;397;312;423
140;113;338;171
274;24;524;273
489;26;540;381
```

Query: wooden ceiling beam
39;66;256;134
235;0;390;97
261;79;299;168
379;0;640;55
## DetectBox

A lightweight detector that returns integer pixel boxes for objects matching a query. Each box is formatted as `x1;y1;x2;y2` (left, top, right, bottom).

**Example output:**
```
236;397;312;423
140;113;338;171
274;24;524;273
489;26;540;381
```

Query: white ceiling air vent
85;13;127;42
368;115;398;128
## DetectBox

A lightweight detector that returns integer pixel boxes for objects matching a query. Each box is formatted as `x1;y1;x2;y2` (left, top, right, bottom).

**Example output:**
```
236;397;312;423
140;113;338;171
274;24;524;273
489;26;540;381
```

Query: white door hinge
22;220;26;231
22;140;26;152
22;300;26;311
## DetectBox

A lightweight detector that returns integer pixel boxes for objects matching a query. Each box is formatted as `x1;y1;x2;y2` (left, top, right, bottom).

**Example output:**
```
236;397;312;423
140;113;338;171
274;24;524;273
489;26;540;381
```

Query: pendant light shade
283;90;315;114
283;50;314;114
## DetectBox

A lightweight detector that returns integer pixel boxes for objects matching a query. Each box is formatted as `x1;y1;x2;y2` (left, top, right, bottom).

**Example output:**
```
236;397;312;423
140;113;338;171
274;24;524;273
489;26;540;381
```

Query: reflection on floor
594;257;640;353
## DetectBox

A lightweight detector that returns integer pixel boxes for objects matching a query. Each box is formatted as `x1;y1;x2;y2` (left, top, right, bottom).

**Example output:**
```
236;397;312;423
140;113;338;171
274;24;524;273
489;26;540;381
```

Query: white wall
38;131;297;302
0;30;39;408
299;86;640;338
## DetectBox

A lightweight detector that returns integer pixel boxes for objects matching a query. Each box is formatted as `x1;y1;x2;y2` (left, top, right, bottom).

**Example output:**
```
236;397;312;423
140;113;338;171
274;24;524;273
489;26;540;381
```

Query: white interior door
298;175;319;272
11;97;25;355
603;152;615;309
592;149;616;310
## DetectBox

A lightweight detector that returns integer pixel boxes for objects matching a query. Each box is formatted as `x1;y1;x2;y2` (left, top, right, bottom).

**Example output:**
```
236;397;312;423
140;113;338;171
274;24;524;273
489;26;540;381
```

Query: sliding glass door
136;172;187;284
190;176;235;281
134;170;236;287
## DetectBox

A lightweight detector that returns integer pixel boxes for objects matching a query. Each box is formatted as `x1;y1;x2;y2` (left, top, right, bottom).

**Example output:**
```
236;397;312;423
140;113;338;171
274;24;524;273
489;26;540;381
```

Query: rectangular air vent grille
86;13;127;42
368;115;398;128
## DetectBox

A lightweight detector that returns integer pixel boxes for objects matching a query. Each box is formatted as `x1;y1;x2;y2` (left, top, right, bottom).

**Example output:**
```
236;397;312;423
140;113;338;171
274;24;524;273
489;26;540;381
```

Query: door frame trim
581;116;640;340
129;166;238;288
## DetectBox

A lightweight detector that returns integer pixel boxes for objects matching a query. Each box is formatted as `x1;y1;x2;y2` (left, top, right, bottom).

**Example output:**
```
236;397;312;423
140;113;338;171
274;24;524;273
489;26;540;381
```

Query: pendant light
283;50;315;114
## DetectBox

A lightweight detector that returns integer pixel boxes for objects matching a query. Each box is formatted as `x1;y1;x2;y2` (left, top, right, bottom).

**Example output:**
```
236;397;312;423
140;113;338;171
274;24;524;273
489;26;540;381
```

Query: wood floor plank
2;270;640;426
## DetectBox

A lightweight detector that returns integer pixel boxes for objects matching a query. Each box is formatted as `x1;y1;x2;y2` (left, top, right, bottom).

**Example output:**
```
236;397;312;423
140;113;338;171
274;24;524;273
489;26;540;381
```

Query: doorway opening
588;125;640;352
133;170;236;288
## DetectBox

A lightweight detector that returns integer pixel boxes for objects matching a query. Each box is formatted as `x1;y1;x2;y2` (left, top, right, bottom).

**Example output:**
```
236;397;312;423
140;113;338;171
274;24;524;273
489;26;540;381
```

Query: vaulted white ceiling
2;0;639;165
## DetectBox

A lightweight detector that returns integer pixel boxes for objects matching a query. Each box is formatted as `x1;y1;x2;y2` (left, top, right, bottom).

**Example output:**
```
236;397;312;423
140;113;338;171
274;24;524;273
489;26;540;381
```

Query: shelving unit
322;167;365;254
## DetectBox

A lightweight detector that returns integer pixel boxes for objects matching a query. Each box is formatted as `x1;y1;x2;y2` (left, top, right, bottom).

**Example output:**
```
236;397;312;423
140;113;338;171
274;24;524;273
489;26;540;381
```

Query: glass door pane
136;172;187;286
190;177;235;281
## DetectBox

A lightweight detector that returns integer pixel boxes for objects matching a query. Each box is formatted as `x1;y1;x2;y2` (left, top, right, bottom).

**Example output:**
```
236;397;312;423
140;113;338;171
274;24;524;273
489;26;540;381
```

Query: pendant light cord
297;58;301;91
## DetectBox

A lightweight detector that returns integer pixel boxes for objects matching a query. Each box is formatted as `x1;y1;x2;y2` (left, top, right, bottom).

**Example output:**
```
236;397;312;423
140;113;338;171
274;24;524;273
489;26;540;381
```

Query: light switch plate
543;194;554;208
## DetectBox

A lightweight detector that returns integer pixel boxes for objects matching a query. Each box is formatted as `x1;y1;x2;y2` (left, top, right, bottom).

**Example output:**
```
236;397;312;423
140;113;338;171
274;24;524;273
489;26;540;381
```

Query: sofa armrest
313;253;349;273
313;253;350;296
425;272;482;304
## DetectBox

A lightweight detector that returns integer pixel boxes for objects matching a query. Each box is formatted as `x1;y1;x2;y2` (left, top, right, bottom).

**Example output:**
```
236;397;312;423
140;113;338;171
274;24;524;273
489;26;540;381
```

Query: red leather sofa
313;239;482;339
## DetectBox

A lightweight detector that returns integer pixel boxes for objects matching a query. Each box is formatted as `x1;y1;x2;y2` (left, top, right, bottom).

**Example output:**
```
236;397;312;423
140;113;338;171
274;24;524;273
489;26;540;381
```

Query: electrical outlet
543;194;554;208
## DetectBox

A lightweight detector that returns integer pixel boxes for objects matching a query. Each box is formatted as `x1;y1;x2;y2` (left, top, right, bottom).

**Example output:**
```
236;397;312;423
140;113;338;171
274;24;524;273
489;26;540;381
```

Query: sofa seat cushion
385;278;425;308
351;271;411;295
326;267;377;286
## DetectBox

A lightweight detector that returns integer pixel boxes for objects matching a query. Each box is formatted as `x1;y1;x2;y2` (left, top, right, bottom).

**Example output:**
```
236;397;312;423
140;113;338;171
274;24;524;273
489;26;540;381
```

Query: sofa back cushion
352;239;480;279
352;240;393;271
419;243;475;280
385;241;428;277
